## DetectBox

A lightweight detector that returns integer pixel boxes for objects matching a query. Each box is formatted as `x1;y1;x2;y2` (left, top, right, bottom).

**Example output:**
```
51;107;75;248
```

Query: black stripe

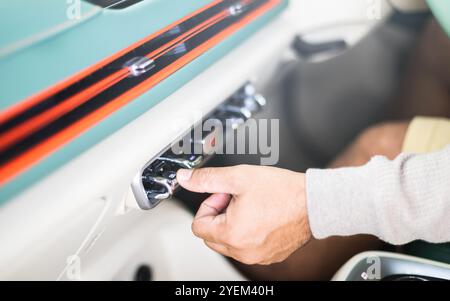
0;0;269;166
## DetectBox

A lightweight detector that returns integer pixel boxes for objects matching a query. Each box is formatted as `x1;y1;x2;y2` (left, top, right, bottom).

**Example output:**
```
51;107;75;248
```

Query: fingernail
177;169;193;182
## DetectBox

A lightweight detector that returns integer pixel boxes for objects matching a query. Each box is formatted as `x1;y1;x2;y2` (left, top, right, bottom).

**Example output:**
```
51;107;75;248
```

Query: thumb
177;167;243;195
192;193;231;243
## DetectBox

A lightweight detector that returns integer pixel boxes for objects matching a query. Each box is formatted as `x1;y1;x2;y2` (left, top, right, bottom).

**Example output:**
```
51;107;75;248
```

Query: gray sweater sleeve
305;145;450;245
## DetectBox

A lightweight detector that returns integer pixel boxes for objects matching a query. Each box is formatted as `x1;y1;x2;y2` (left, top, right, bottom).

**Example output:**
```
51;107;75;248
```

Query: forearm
306;146;450;245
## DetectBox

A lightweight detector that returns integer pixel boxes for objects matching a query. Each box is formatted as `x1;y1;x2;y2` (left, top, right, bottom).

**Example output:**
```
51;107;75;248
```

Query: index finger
177;166;243;195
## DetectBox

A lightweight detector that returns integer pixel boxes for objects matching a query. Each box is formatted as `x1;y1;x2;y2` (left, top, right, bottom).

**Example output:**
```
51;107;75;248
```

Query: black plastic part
134;265;153;281
292;35;348;59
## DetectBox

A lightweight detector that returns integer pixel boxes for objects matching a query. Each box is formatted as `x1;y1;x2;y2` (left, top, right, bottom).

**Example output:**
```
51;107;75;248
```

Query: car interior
0;0;449;281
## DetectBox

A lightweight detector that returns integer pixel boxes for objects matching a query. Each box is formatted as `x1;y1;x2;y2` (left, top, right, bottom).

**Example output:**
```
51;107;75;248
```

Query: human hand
177;165;311;265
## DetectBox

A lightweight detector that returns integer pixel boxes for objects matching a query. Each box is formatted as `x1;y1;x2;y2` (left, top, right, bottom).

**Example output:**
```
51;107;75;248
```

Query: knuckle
191;221;202;237
239;253;262;265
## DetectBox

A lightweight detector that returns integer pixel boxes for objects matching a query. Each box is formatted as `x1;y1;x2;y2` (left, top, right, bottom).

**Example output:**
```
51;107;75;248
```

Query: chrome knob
158;155;204;169
229;3;245;16
252;94;267;107
143;171;178;202
221;105;253;119
124;56;155;77
243;82;256;96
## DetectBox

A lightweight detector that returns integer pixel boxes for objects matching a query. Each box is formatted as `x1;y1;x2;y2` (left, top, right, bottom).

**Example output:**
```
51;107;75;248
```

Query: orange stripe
0;8;229;152
0;0;280;185
0;0;225;125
